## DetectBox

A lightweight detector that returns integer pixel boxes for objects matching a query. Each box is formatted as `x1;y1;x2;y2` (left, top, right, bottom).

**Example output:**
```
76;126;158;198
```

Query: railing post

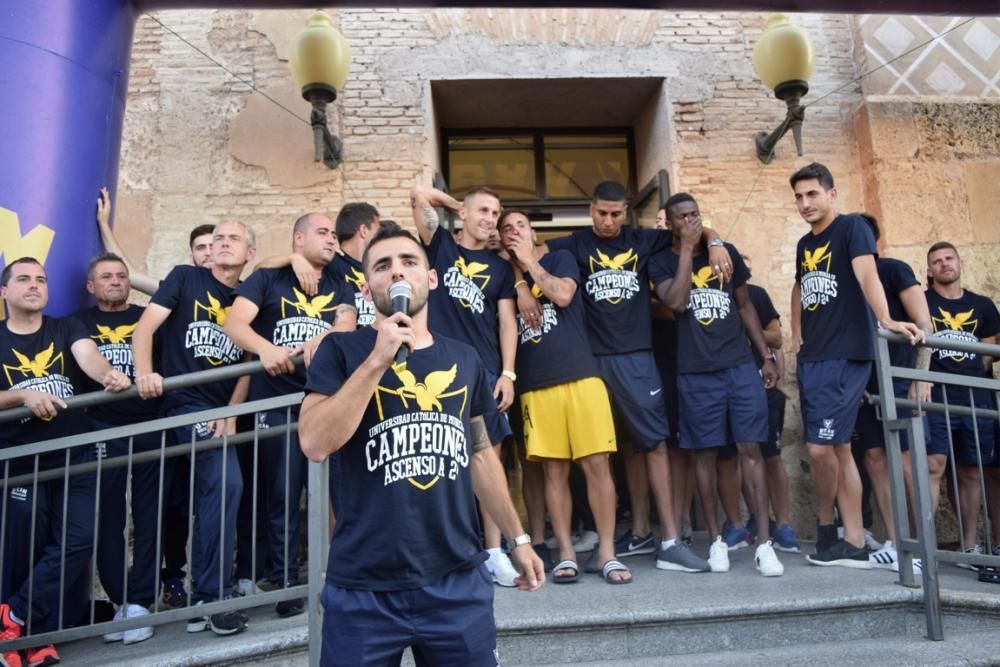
307;457;330;667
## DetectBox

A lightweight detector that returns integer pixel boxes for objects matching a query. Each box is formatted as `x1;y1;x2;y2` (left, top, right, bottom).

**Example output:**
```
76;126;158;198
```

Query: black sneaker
187;604;249;636
614;531;655;558
807;539;872;569
816;523;838;553
275;598;305;618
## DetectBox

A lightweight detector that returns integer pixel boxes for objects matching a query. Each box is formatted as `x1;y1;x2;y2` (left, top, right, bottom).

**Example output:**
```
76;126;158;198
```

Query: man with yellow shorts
500;210;629;584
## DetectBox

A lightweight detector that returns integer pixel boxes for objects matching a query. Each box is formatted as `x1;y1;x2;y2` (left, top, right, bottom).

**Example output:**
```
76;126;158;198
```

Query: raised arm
96;187;159;296
701;226;734;283
506;234;576;308
410;185;461;246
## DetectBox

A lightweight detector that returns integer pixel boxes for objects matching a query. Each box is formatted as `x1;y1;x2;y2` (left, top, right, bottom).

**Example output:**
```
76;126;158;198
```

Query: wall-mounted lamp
288;11;352;169
752;14;815;164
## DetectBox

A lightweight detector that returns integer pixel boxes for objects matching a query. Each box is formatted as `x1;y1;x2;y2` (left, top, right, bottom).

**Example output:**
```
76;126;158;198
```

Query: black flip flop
553;559;580;584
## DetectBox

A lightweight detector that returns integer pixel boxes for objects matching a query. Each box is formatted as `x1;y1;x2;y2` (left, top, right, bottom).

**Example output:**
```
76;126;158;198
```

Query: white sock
9;610;24;626
661;538;677;550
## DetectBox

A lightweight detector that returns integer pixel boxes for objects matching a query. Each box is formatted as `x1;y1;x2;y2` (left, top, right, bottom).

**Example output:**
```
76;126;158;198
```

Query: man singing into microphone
300;226;544;667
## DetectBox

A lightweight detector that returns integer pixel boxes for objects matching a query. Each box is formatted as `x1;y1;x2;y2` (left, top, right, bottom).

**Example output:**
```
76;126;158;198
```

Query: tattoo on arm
916;325;933;370
421;204;439;233
470;416;491;453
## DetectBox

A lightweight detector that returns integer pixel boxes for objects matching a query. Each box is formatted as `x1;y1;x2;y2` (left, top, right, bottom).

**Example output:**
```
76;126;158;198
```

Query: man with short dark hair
225;213;356;616
73;253;161;644
133;221;256;635
540;180;728;573
0;258;130;667
788;162;922;569
652;193;782;577
299;226;543;666
411;184;521;586
924;240;999;561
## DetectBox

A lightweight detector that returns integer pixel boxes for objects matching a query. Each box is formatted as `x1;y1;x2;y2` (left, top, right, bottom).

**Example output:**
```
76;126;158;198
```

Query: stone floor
51;536;1000;666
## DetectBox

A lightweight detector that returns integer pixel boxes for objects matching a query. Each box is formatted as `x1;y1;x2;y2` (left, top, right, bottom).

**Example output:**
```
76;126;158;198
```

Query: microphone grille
389;281;412;299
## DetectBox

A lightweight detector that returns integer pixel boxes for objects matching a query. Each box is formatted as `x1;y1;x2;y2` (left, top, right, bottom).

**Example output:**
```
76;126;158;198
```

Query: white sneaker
708;536;730;573
870;540;897;570
103;605;126;643
956;544;983;571
486;549;518;587
754;541;784;577
123;603;154;645
235;578;263;596
864;529;883;552
573;530;599;552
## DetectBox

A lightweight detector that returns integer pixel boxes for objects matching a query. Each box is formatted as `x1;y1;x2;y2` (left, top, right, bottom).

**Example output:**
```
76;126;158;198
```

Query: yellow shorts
520;376;617;461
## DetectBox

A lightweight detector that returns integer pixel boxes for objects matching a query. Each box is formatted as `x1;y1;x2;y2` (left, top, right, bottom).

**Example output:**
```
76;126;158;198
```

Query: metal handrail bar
878;328;1000;357
0;395;302;463
866;395;999;420
2;418;301;488
889;367;1000;391
0;356;305;425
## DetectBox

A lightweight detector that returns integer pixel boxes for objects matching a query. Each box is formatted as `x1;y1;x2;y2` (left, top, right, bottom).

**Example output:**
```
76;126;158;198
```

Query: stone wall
115;8;999;538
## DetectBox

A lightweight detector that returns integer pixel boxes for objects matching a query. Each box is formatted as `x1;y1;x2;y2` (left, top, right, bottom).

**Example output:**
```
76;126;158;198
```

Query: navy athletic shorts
798;359;871;445
677;361;768;449
483;369;513;447
595;351;670;452
926;386;997;465
320;563;498;667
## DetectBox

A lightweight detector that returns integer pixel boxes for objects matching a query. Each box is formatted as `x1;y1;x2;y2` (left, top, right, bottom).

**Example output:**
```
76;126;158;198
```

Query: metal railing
0;359;328;666
872;328;1000;641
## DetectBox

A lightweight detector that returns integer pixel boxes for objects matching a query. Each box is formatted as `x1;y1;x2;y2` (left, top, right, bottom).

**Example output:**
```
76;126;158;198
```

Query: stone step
56;541;1000;666
521;630;1000;667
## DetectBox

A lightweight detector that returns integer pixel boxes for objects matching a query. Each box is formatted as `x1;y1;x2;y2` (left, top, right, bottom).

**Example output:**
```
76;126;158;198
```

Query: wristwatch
502;369;517;382
511;533;531;547
708;238;725;248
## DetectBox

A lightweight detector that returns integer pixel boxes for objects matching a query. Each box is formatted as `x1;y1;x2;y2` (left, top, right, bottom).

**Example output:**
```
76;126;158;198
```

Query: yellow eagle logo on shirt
691;266;723;290
801;242;832;273
4;343;64;384
93;323;138;345
455;257;490;281
345;266;366;290
281;288;337;319
374;362;469;491
194;292;231;326
590;248;637;273
933;307;977;333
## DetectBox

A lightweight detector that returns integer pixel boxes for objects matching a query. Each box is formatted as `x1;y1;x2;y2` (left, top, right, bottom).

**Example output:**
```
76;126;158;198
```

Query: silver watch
511;533;531;547
708;238;725;248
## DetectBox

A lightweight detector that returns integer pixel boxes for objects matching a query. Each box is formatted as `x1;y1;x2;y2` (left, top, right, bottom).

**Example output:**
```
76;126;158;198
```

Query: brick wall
115;8;998;537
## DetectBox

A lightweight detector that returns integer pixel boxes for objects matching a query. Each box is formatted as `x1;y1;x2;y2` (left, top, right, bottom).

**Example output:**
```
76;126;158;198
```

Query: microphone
389;281;413;364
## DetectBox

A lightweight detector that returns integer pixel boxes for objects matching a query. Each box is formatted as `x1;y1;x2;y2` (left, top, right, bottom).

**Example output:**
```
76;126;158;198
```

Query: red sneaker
24;645;59;667
0;603;24;667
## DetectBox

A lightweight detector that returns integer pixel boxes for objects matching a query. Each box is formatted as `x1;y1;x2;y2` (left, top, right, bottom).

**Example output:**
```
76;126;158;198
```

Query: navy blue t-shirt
150;266;244;412
649;242;753;374
424;226;515;374
795;214;877;362
305;327;494;591
0;317;90;472
748;284;780;329
926;288;999;382
234;266;352;400
548;226;670;356
515;250;600;394
329;253;375;328
878;257;921;371
73;304;162;425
